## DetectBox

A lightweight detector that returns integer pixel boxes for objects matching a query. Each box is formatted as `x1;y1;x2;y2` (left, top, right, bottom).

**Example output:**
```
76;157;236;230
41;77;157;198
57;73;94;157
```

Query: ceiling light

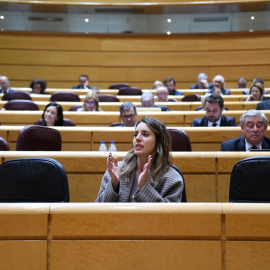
85;18;89;22
249;29;254;32
167;31;171;35
0;15;4;20
251;16;255;20
167;19;171;23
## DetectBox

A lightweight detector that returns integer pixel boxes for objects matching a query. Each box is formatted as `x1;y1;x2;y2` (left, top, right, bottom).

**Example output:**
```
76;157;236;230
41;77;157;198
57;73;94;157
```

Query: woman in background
34;102;75;126
95;117;183;202
77;91;102;111
30;79;47;94
245;84;269;102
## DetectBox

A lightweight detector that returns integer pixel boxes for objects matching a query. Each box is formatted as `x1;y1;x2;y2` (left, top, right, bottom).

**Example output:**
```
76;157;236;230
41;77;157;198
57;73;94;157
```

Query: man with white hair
140;92;170;111
190;73;213;89
205;75;231;95
0;76;16;93
221;110;270;151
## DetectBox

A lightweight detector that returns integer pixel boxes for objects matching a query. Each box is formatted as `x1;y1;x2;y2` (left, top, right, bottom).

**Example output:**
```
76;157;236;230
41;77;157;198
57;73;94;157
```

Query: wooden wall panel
1;32;270;89
0;240;47;270
51;240;222;270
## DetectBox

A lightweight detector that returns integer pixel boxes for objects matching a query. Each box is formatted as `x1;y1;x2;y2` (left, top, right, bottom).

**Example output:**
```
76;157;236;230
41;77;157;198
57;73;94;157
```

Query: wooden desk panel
0;241;47;270
51;240;222;270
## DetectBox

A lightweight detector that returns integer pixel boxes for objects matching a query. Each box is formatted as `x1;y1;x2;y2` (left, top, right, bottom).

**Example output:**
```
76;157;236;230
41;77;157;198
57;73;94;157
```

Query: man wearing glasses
111;102;137;127
156;86;177;102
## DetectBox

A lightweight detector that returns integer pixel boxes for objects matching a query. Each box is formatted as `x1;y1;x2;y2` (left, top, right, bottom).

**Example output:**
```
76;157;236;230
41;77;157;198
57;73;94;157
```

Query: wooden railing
1;202;270;270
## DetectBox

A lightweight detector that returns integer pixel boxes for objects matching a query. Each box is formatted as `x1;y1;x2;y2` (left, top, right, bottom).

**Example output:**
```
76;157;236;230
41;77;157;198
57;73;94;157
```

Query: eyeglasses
122;114;136;119
85;101;95;105
157;92;167;96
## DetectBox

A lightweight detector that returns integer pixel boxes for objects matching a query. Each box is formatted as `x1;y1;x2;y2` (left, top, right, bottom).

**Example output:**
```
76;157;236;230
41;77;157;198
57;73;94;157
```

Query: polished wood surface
1;110;270;127
1;32;270;89
1;203;270;270
3;125;270;152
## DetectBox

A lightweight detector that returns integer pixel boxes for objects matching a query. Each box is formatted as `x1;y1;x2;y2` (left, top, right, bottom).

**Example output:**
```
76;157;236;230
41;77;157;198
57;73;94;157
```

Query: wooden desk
1;110;270;127
0;100;259;112
1;203;270;270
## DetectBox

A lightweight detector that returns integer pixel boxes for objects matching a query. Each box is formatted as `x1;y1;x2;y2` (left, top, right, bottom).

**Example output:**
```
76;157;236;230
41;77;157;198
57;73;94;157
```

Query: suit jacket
205;87;231;95
170;89;183;96
0;88;17;93
192;115;238;127
221;136;270;151
72;85;91;89
95;161;183;202
190;83;213;89
256;99;270;110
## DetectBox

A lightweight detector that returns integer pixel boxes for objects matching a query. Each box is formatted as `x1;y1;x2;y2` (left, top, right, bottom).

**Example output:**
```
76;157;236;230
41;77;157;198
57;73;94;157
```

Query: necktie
212;123;217;127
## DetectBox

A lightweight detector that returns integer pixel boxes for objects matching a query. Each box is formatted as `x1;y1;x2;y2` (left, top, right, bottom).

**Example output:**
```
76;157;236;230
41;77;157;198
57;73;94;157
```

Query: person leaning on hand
95;117;184;202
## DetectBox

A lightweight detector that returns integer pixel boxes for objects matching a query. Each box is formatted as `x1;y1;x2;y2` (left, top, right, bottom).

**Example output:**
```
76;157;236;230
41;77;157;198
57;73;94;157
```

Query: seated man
140;92;170;111
156;86;177;102
72;74;91;89
190;73;213;89
164;77;183;96
192;94;237;127
238;77;247;89
30;78;47;94
221;110;270;151
205;75;231;95
0;76;16;93
111;102;137;127
256;99;270;110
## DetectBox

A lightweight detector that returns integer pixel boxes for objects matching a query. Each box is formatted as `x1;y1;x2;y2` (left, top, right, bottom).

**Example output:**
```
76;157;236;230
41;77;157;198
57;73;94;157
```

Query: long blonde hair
121;117;172;185
82;91;102;111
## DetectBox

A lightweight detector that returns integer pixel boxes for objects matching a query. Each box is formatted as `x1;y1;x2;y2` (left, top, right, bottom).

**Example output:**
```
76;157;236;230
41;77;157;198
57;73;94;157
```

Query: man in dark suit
205;75;231;95
140;92;170;111
164;77;183;96
256;99;270;110
221;110;270;151
190;73;213;89
72;74;91;89
192;94;237;127
0;76;17;93
111;102;137;127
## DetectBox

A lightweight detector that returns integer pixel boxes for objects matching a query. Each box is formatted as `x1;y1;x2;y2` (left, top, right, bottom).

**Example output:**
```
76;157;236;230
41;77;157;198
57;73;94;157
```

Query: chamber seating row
0;100;259;111
2;126;270;151
1;202;270;270
13;87;270;96
1;110;270;127
2;93;267;102
0;151;267;202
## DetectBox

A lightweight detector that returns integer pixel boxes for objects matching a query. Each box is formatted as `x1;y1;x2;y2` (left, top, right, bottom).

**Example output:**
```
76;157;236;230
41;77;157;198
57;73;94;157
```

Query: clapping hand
138;155;153;188
107;152;120;191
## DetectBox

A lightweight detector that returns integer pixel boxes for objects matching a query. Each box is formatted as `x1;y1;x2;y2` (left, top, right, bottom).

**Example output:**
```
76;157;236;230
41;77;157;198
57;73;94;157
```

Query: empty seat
109;83;130;89
98;94;120;102
0;157;69;202
16;125;62;151
0;137;10;151
181;94;201;102
2;92;32;101
4;100;39;110
69;105;83;111
118;87;142;95
229;156;270;203
50;92;80;102
168;129;192;151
